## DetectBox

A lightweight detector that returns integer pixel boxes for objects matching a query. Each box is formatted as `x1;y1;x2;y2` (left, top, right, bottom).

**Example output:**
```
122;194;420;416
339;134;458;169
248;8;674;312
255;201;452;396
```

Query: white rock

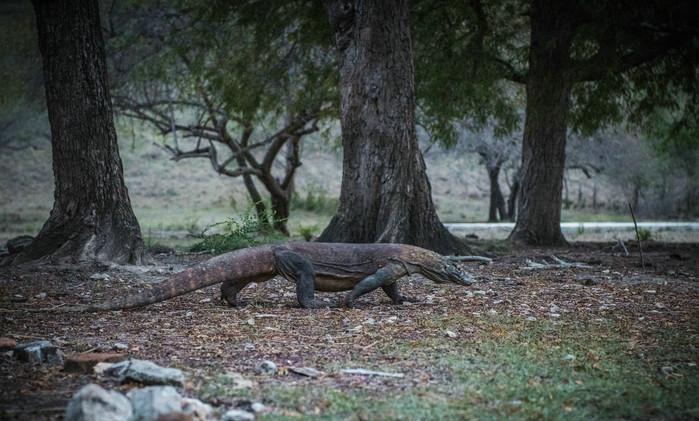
250;402;266;413
105;359;185;386
445;330;458;338
65;384;132;421
128;386;182;421
221;409;255;421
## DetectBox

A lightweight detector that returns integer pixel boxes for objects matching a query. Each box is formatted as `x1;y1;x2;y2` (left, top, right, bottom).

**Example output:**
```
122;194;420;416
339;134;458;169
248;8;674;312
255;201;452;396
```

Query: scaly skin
75;242;473;311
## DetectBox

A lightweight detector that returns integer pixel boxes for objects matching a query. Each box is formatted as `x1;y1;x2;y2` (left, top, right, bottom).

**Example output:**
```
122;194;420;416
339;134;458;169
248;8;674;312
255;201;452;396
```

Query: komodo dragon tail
61;245;275;312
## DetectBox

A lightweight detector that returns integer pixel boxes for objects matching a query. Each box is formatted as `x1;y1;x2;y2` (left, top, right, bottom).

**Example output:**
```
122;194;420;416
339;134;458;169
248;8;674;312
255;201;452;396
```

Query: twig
616;239;629;256
628;203;645;268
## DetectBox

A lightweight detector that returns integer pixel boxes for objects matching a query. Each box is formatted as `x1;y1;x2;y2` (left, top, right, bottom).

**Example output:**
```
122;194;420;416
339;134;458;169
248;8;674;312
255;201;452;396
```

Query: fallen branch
522;255;591;270
447;255;493;264
616;239;629;256
341;368;405;378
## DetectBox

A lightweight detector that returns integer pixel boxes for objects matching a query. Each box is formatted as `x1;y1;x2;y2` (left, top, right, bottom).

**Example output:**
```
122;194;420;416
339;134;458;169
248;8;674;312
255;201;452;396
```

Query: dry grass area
1;242;697;420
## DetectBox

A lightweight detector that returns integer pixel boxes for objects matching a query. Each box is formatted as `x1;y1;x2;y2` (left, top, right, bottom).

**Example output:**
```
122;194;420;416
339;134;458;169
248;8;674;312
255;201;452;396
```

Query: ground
1;242;697;420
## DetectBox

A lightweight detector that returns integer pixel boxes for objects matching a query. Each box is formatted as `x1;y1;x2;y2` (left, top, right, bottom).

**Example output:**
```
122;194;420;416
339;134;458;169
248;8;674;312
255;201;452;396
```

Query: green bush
189;212;284;254
291;187;339;214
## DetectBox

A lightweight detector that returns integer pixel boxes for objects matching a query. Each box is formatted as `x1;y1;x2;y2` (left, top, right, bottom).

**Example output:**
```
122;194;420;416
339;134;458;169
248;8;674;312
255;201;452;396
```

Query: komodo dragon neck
74;242;470;311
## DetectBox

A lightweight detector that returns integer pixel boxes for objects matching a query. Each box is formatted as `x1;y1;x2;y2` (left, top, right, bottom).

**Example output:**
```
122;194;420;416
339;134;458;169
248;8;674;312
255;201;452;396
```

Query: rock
289;366;324;378
445;330;458;338
257;360;277;375
113;342;129;351
64;353;126;373
250;402;265;413
90;273;111;281
14;340;63;365
221;409;255;421
65;384;132;421
127;386;183;421
105;359;185;386
0;337;16;351
35;292;48;299
181;397;215;421
6;235;33;254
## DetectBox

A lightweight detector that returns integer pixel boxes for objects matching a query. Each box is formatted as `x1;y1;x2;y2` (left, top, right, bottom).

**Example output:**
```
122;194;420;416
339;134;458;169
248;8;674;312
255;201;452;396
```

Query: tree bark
14;0;146;264
486;164;507;222
509;0;574;246
320;0;465;254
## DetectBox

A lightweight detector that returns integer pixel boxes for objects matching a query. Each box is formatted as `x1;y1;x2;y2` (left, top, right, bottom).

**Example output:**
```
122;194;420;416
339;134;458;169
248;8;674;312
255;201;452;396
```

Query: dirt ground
1;241;697;420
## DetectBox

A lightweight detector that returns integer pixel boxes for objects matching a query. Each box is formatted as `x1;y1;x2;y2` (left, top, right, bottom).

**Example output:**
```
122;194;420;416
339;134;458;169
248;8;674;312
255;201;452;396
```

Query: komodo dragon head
401;249;474;286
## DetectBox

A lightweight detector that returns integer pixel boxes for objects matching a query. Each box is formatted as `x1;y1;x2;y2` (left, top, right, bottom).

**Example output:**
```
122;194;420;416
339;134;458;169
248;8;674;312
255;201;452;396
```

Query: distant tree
319;0;466;254
457;123;521;222
430;0;698;245
13;0;146;264
110;1;335;235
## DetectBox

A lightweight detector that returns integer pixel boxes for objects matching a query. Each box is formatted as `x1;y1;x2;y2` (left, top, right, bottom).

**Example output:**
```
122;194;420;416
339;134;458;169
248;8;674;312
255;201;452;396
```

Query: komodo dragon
73;242;473;311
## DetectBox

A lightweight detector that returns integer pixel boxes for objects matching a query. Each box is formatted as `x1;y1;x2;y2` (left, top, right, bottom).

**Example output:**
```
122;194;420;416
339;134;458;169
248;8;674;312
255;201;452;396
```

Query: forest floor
0;241;697;420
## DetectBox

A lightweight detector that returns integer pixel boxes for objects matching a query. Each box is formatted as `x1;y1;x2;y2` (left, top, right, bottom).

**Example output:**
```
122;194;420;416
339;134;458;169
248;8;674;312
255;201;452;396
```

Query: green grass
197;317;698;420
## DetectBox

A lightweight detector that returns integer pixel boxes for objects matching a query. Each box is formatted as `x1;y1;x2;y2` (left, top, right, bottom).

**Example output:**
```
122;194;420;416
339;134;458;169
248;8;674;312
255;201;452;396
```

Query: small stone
655;302;665;309
0;337;16;351
488;309;498;315
243;342;255;351
465;291;474;298
222;409;255;421
65;384;132;421
562;354;576;361
384;316;398;324
257;360;277;375
526;316;537;322
445;330;458;338
250;402;266;413
245;318;255;326
549;304;561;313
199;298;212;303
64;353;126;373
473;290;487;296
113;342;129;351
14;340;63;365
105;359;185;386
128;386;183;421
550;313;561;318
90;273;111;281
34;292;47;300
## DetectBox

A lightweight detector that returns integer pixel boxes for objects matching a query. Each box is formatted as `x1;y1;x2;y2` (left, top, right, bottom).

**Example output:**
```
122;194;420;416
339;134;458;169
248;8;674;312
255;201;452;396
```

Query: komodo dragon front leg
273;247;329;309
343;264;408;308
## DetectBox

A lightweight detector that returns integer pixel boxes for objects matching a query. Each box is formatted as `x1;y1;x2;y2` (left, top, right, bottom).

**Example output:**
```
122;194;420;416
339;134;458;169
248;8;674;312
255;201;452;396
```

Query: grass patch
239;317;698;420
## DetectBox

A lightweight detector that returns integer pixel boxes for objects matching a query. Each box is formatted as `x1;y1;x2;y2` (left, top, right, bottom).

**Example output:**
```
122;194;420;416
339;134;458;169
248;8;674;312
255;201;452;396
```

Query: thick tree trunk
509;0;574;246
320;0;465;254
270;192;291;236
14;0;145;264
487;164;507;222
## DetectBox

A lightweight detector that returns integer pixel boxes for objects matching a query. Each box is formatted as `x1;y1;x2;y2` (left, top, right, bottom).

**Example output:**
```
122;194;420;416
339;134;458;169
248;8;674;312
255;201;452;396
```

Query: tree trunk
14;0;145;264
507;170;520;221
319;0;465;254
509;0;574;246
270;192;290;236
487;164;507;222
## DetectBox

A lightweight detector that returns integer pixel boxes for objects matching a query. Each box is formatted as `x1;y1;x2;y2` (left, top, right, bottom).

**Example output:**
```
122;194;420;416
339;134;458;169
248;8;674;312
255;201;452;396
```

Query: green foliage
189;212;284;254
290;187;338;215
296;224;319;241
638;228;652;241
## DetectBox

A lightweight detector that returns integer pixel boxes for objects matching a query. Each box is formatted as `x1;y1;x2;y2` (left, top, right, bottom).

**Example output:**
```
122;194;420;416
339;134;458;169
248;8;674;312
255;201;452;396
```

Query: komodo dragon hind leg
220;279;251;307
381;283;418;305
343;264;407;308
273;247;327;309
